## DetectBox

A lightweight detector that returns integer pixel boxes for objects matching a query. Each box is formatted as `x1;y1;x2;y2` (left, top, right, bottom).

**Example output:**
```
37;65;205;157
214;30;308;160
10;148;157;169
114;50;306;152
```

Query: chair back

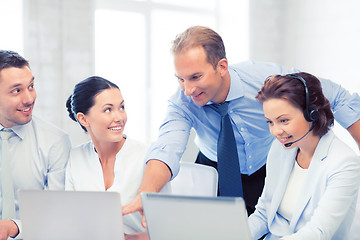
161;162;218;197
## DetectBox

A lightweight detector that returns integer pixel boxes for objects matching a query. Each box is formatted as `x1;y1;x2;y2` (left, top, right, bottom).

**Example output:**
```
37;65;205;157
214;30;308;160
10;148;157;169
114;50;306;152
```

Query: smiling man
122;26;360;222
0;50;71;239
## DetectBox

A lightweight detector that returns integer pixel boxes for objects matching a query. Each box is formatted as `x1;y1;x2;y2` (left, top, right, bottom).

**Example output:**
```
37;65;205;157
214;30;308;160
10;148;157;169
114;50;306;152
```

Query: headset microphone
284;122;315;148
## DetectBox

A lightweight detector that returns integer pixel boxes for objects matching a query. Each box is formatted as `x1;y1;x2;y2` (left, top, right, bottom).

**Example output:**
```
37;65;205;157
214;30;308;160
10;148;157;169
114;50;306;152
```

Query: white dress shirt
0;116;72;239
65;137;148;233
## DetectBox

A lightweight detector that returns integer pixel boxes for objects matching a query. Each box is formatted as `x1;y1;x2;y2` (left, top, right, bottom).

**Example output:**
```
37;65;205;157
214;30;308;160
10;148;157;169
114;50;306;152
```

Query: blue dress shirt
146;61;360;179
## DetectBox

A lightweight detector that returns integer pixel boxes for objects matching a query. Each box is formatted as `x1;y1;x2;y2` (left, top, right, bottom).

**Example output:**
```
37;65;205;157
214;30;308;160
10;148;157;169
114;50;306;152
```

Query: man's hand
122;160;172;216
122;159;172;228
124;231;149;240
0;220;19;240
122;194;147;227
122;193;143;216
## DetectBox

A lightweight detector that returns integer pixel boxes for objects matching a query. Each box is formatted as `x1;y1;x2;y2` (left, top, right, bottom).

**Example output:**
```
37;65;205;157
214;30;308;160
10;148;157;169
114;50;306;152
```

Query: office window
95;0;249;143
152;0;216;9
95;10;147;143
0;0;23;54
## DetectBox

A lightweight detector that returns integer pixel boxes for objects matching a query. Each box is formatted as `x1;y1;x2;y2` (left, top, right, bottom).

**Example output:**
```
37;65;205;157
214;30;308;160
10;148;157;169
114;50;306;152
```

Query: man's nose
183;80;195;96
22;89;35;105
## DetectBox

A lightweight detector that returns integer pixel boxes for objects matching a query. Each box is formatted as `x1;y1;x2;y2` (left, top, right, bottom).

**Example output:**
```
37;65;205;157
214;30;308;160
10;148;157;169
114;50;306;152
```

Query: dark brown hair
256;72;334;137
0;50;30;82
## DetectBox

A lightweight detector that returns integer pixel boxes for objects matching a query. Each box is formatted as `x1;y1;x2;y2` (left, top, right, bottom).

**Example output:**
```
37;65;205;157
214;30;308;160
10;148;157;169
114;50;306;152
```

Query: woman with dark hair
248;72;360;239
65;76;147;233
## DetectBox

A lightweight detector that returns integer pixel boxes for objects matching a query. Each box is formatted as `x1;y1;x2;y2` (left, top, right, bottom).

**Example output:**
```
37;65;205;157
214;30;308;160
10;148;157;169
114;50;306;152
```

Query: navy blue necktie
211;102;243;197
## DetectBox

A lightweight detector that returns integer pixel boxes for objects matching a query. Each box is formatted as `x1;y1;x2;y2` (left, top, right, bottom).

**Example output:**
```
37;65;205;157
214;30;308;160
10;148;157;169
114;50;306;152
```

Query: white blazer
248;130;360;240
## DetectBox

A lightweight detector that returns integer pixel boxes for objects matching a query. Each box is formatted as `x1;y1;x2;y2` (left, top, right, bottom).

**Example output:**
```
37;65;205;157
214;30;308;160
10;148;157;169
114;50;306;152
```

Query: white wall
20;0;248;154
23;0;95;146
249;0;360;152
4;0;359;152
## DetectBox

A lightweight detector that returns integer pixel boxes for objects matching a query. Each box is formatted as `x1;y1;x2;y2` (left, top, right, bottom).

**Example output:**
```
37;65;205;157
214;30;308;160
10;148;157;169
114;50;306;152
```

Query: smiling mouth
279;135;292;143
18;106;32;113
192;92;203;99
109;126;122;131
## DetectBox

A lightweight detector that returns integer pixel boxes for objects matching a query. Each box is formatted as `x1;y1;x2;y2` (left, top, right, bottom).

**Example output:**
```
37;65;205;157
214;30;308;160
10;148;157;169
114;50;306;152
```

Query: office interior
1;0;359;157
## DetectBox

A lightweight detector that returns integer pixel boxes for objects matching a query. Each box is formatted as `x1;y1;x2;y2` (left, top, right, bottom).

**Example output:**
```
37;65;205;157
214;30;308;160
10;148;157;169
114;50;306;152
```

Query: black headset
285;74;320;122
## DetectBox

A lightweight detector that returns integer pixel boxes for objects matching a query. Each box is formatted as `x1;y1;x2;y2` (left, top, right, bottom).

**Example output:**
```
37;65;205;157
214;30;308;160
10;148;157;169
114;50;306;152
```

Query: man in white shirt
0;50;71;239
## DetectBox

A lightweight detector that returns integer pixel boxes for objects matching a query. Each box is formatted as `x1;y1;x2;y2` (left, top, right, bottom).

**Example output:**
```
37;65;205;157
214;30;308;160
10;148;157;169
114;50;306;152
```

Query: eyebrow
276;114;289;119
102;100;124;108
9;77;35;89
175;72;201;80
265;114;289;121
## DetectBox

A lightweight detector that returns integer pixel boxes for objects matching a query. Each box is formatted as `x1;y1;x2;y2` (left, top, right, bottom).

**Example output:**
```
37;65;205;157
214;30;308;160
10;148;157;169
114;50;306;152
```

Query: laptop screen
141;193;252;240
19;190;125;240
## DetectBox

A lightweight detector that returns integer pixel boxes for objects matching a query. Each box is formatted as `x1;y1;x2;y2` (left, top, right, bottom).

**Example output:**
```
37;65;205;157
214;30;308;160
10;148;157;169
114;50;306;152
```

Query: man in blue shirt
122;26;360;221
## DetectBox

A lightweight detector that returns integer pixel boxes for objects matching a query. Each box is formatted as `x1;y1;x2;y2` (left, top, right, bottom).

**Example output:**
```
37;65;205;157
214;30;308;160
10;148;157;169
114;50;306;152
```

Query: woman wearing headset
248;72;360;239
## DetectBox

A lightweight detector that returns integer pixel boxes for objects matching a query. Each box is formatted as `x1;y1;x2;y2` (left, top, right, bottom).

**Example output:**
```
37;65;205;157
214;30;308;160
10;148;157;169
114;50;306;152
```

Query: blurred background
1;0;359;157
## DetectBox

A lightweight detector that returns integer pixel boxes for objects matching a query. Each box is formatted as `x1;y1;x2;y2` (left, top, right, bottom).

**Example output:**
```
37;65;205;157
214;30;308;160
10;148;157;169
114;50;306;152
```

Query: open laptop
18;190;125;240
141;193;252;240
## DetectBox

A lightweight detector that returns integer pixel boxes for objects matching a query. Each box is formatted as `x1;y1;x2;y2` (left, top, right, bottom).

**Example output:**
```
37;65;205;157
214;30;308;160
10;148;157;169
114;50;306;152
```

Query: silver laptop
141;193;252;240
18;190;125;240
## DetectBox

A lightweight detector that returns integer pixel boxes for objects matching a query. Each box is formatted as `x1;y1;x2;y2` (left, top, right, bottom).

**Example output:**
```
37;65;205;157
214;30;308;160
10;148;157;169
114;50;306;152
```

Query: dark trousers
195;151;266;215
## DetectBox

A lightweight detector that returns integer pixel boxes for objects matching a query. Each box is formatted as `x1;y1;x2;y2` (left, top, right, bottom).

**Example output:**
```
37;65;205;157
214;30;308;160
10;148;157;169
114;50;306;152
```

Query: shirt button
246;143;250;146
249;155;252;159
249;165;252;169
240;127;244;131
229;110;233;113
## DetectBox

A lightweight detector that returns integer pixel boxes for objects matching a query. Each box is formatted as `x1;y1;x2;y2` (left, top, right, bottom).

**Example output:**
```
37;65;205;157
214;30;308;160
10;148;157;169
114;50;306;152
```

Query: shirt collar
0;120;32;140
225;66;245;101
205;66;245;105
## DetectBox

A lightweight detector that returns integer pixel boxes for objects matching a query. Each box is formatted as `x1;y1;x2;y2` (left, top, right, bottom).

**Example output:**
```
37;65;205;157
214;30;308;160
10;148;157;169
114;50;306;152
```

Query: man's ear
76;112;89;128
217;58;228;77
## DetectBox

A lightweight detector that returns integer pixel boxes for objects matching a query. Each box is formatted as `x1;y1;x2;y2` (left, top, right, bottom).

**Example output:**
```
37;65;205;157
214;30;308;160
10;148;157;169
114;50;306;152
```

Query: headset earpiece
305;105;319;122
286;73;319;123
